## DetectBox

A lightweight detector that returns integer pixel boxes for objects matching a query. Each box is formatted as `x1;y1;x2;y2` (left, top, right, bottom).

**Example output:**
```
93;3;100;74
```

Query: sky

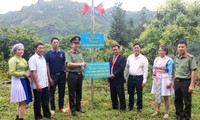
0;0;198;14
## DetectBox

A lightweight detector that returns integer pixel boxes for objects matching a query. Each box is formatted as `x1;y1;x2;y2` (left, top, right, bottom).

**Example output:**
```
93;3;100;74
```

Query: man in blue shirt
45;37;66;115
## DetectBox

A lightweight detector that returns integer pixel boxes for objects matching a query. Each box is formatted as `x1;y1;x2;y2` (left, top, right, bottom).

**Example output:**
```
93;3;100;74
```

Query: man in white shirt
125;43;149;112
28;42;51;120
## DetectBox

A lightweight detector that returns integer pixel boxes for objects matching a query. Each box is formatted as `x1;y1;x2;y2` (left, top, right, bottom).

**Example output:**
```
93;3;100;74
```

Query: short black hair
51;37;59;43
34;42;44;49
178;40;187;47
133;43;141;48
112;44;120;49
159;45;168;55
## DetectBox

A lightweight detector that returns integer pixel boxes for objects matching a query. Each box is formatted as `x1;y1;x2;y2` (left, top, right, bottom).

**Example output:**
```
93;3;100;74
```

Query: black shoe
71;111;77;116
16;115;19;120
76;108;85;113
127;108;133;111
137;109;142;113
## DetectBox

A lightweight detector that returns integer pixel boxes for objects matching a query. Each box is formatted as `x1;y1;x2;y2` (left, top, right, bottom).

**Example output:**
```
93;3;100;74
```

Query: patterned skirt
10;77;32;104
151;74;174;103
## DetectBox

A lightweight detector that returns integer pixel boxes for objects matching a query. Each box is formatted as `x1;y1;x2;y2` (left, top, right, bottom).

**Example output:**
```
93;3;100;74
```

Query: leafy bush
0;53;9;81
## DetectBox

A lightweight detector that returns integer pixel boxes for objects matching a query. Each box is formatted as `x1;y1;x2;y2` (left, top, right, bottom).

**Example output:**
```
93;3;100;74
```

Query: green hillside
0;0;155;42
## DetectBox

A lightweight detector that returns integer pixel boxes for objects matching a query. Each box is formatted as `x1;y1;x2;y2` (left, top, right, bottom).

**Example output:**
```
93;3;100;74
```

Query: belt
129;75;143;78
69;72;82;75
175;78;191;82
51;72;64;76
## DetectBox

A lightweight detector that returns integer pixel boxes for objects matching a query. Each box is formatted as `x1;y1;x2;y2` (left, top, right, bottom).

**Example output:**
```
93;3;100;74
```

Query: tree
108;3;128;46
0;25;41;61
137;0;200;64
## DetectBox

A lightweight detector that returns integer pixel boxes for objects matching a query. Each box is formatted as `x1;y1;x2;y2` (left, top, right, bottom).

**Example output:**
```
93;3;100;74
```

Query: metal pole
91;0;94;108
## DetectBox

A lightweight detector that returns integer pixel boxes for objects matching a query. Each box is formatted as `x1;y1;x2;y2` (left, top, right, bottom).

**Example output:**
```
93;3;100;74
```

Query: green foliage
0;79;200;119
0;53;9;81
108;3;129;46
0;25;41;61
137;0;200;64
95;35;118;62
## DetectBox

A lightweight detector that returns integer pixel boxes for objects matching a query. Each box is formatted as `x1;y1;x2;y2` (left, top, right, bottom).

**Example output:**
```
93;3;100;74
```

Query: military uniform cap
70;36;81;43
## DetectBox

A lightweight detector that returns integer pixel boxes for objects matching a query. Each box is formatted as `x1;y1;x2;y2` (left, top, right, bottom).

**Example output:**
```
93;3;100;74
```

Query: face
133;45;141;55
71;42;80;51
35;45;44;56
15;48;24;57
158;47;166;57
112;46;120;56
51;39;59;49
177;43;187;55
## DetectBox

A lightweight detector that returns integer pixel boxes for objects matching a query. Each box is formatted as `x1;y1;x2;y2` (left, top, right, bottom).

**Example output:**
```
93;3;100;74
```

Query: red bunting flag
82;3;89;16
96;3;105;14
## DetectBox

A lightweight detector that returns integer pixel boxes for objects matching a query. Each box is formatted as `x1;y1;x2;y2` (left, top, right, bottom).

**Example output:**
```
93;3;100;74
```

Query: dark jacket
108;55;126;83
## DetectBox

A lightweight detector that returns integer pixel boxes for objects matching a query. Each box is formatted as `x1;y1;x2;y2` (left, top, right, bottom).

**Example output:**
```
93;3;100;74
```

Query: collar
51;48;61;52
177;52;187;59
133;53;141;58
113;54;120;58
35;53;43;58
14;55;22;59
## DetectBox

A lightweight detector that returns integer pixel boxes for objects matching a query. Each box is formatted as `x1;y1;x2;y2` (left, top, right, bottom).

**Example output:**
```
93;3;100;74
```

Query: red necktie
111;56;117;74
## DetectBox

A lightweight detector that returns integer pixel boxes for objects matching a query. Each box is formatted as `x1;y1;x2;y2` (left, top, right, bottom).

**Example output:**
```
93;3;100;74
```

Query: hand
153;72;156;76
166;84;171;89
188;85;194;93
68;49;74;53
142;83;146;88
49;78;54;87
80;62;87;67
110;74;115;79
36;84;42;91
23;73;30;78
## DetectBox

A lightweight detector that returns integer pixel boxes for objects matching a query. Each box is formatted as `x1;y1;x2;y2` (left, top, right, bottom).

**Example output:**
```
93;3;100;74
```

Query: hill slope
0;0;155;42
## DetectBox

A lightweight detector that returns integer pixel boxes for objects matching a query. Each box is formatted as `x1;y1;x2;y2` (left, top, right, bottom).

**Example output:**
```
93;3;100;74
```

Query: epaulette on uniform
187;53;193;58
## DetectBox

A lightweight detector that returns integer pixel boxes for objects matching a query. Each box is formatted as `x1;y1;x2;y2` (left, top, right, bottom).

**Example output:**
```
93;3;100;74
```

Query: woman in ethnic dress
151;45;174;118
8;43;32;120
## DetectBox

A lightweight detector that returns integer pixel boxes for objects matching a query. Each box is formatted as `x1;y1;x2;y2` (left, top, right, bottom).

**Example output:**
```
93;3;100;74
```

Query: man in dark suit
108;44;126;112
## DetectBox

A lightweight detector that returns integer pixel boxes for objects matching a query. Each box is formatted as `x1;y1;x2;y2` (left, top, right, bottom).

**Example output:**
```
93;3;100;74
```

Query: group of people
9;36;86;120
108;41;197;120
8;35;197;120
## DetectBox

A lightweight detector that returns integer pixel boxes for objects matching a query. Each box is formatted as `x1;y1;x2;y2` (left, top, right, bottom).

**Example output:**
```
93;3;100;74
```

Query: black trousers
50;72;66;110
127;75;143;110
33;87;51;120
174;79;191;120
110;82;126;110
67;72;83;111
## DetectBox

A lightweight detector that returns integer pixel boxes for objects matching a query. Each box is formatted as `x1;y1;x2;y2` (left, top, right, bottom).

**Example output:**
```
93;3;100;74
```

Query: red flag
96;3;105;14
82;3;89;16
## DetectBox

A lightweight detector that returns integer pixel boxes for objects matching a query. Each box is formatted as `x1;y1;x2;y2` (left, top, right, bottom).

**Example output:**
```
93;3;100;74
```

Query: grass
0;79;200;120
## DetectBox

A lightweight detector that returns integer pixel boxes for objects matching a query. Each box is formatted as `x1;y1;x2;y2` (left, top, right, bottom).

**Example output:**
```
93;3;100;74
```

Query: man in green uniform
174;41;197;120
65;36;86;116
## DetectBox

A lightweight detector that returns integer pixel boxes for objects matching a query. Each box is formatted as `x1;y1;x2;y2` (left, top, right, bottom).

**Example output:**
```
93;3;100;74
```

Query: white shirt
125;53;149;83
28;53;49;89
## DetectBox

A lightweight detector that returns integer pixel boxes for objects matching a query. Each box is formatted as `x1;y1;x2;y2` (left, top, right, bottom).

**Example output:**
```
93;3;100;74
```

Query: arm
143;57;149;84
8;57;27;78
188;57;198;93
46;64;54;86
28;57;42;91
31;71;42;91
67;62;86;67
113;57;126;77
166;59;174;88
65;52;86;67
45;52;54;86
